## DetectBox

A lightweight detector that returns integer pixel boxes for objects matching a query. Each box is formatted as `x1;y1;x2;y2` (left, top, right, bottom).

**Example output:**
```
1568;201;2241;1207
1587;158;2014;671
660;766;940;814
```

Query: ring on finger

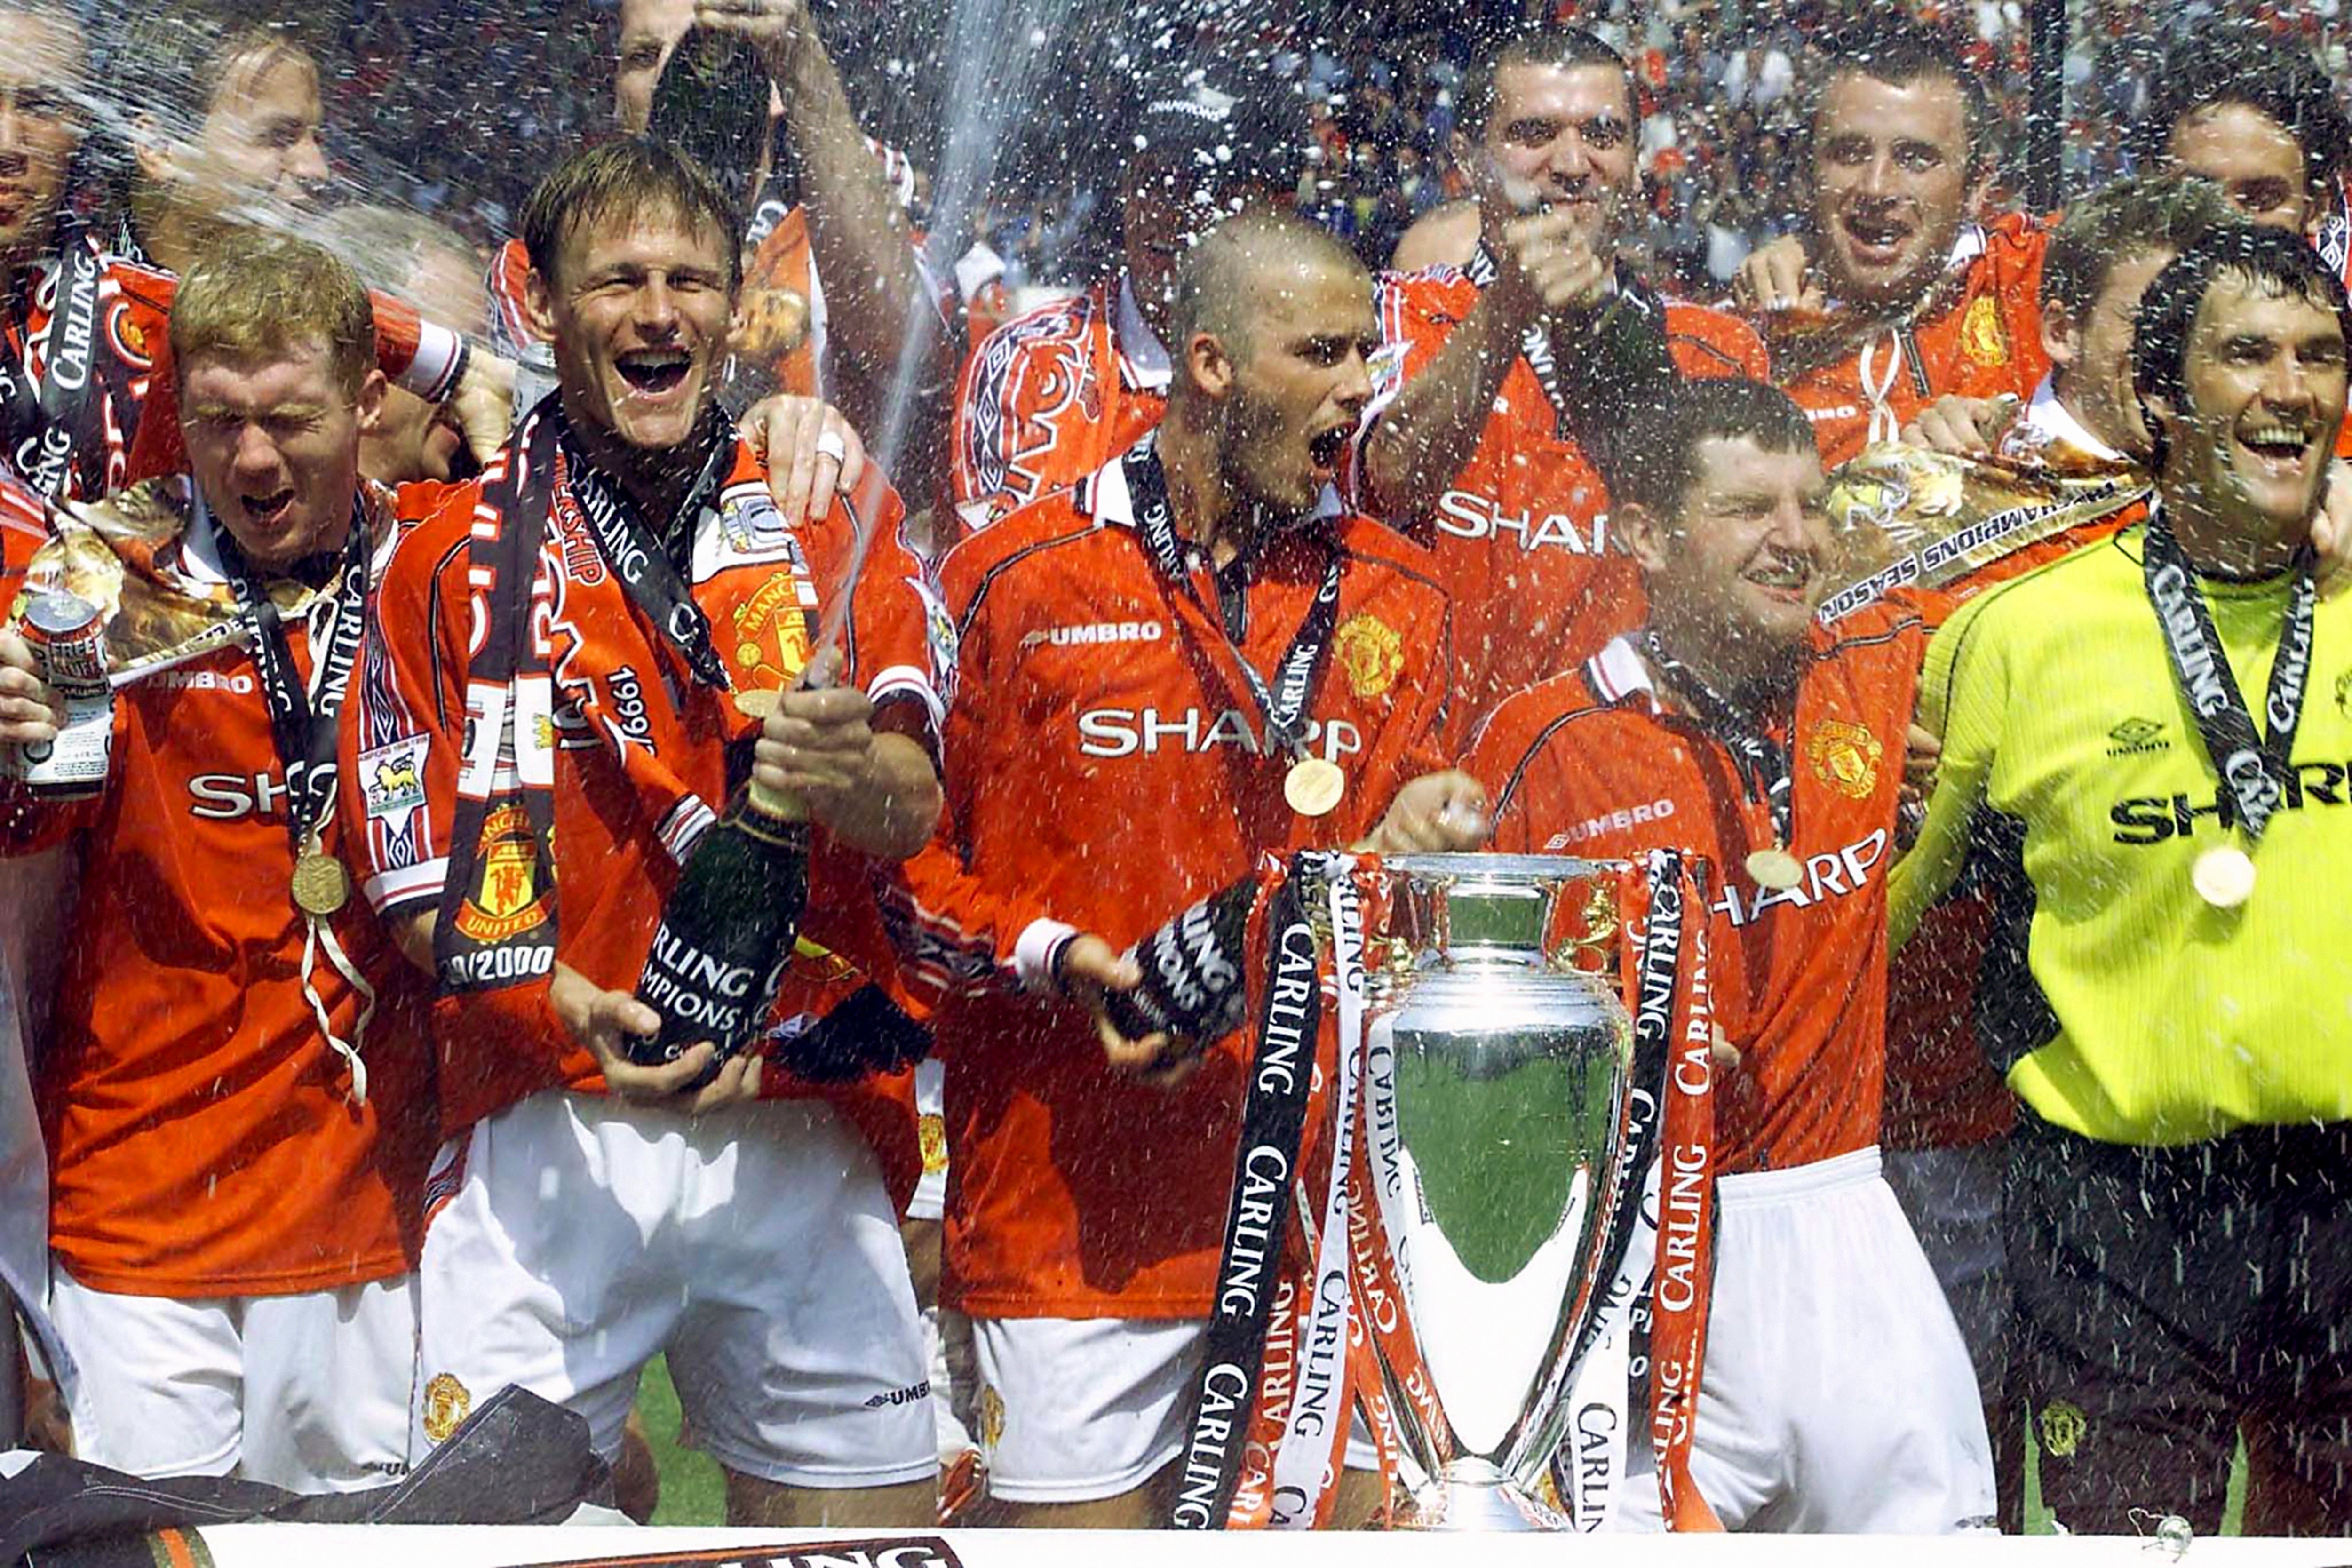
814;430;848;464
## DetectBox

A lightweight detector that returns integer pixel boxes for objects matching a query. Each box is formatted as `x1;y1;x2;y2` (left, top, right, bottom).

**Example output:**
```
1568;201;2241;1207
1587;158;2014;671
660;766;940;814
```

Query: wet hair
519;138;743;296
2132;224;2352;466
2135;30;2352;196
1458;26;1634;144
2041;175;2236;322
1168;210;1367;370
169;229;374;400
1805;19;1992;183
1613;379;1820;519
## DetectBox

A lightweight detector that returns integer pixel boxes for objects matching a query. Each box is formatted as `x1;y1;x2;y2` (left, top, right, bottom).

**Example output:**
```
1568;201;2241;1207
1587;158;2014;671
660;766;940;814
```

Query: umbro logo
2106;717;2170;756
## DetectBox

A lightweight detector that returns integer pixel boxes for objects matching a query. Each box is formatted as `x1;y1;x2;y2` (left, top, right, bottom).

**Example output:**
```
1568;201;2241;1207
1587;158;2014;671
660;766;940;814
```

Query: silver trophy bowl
1350;853;1637;1530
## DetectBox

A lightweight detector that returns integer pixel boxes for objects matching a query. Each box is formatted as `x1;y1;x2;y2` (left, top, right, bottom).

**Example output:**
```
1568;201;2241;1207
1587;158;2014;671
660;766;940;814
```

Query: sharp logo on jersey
1434;490;1606;553
1960;293;2009;367
1335;611;1403;700
189;769;297;821
727;569;816;688
2106;717;2170;756
451;801;552;943
1021;618;1166;649
2109;759;2352;843
1710;828;1890;928
516;1541;966;1568
1805;720;1882;798
360;735;429;820
1075;707;1364;761
1543;796;1679;849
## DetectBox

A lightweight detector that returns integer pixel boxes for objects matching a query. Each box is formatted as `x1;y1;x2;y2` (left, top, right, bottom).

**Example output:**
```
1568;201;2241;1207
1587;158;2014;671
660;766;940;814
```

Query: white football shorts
1612;1146;1996;1534
411;1089;935;1488
52;1265;416;1491
971;1315;1375;1504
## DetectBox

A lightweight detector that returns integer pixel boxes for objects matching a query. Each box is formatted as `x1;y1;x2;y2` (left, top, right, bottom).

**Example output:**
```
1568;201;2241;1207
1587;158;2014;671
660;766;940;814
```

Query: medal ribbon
1643;630;1794;848
1;222;106;499
1123;441;1343;768
1169;854;1324;1530
209;501;373;860
2142;514;2316;843
561;422;737;692
207;492;379;1097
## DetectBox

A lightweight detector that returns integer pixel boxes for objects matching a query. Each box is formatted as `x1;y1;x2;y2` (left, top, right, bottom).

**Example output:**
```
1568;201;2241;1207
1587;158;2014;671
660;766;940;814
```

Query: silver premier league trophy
1351;853;1649;1530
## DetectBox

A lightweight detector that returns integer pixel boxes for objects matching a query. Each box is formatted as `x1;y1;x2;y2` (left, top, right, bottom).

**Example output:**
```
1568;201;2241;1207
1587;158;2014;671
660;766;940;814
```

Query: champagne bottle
630;775;810;1077
1102;875;1259;1045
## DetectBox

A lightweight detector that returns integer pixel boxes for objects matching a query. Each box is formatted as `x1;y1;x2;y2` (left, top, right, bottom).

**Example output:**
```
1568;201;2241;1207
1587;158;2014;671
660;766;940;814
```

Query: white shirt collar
2023;372;2127;464
1089;437;1344;531
1116;274;1171;392
1587;634;1658;707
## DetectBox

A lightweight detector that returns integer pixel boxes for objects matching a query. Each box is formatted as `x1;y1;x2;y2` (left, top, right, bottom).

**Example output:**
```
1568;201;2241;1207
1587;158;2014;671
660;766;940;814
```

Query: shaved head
1169;210;1369;369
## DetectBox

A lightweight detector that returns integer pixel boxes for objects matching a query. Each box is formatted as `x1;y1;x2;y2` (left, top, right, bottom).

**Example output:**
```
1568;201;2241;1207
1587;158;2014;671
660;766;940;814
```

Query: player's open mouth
242;487;295;527
1743;550;1813;600
1308;425;1348;473
616;348;692;397
2236;420;2317;477
1839;209;1913;265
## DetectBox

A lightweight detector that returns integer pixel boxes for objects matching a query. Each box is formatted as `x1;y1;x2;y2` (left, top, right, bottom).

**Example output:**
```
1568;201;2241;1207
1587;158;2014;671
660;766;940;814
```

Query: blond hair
169;230;375;398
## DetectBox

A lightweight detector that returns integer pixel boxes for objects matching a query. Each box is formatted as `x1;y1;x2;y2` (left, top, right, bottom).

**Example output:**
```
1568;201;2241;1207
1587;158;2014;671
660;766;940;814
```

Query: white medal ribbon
1859;328;1905;447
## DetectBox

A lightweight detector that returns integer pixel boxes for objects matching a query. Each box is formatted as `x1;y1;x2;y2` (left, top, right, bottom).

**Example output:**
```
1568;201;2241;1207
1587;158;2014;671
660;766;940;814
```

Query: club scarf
431;401;823;1015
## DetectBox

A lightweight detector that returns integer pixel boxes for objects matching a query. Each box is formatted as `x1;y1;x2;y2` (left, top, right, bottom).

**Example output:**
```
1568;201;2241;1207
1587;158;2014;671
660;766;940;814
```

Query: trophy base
1395;1457;1572;1531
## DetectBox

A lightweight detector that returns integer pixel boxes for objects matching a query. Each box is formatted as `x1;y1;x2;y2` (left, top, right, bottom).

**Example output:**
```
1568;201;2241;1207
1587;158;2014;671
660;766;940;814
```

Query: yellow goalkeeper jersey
1891;523;2352;1146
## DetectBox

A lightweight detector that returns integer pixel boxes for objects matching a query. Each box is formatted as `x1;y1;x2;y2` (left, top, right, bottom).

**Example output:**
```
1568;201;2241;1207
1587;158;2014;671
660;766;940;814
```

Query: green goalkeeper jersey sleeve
1889;524;2352;1146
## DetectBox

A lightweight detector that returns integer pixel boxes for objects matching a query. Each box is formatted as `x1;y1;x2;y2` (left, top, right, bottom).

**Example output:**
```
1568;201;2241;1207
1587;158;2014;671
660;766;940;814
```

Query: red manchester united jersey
881;445;1454;1318
948;276;1170;535
347;434;946;1202
1361;266;1768;741
1765;214;2052;470
0;479;434;1298
1470;610;1924;1174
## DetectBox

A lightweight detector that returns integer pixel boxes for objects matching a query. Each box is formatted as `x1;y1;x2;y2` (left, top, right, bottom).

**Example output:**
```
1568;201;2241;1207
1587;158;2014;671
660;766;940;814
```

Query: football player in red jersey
1355;26;1765;741
356;140;944;1529
887;210;1483;1528
0;232;435;1490
1469;379;1993;1533
1733;20;2049;468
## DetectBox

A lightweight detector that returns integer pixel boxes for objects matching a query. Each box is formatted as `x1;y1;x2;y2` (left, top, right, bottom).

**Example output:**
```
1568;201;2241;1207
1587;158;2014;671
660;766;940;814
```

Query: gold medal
2192;844;2257;909
1284;756;1346;818
1745;846;1804;891
291;850;350;917
732;688;781;721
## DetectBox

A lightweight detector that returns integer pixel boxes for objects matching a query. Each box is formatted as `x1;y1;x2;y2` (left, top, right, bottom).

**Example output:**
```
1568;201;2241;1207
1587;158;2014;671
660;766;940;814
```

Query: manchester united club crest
1960;293;2010;368
1334;611;1403;700
1806;719;1883;799
2039;1398;2087;1460
106;300;153;370
452;802;553;944
729;569;818;693
920;1112;949;1177
421;1372;472;1444
977;1383;1007;1460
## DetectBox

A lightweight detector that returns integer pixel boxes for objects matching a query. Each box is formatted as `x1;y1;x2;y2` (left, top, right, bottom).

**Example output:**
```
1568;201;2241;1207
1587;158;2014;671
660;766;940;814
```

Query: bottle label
6;694;113;797
638;920;785;1056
